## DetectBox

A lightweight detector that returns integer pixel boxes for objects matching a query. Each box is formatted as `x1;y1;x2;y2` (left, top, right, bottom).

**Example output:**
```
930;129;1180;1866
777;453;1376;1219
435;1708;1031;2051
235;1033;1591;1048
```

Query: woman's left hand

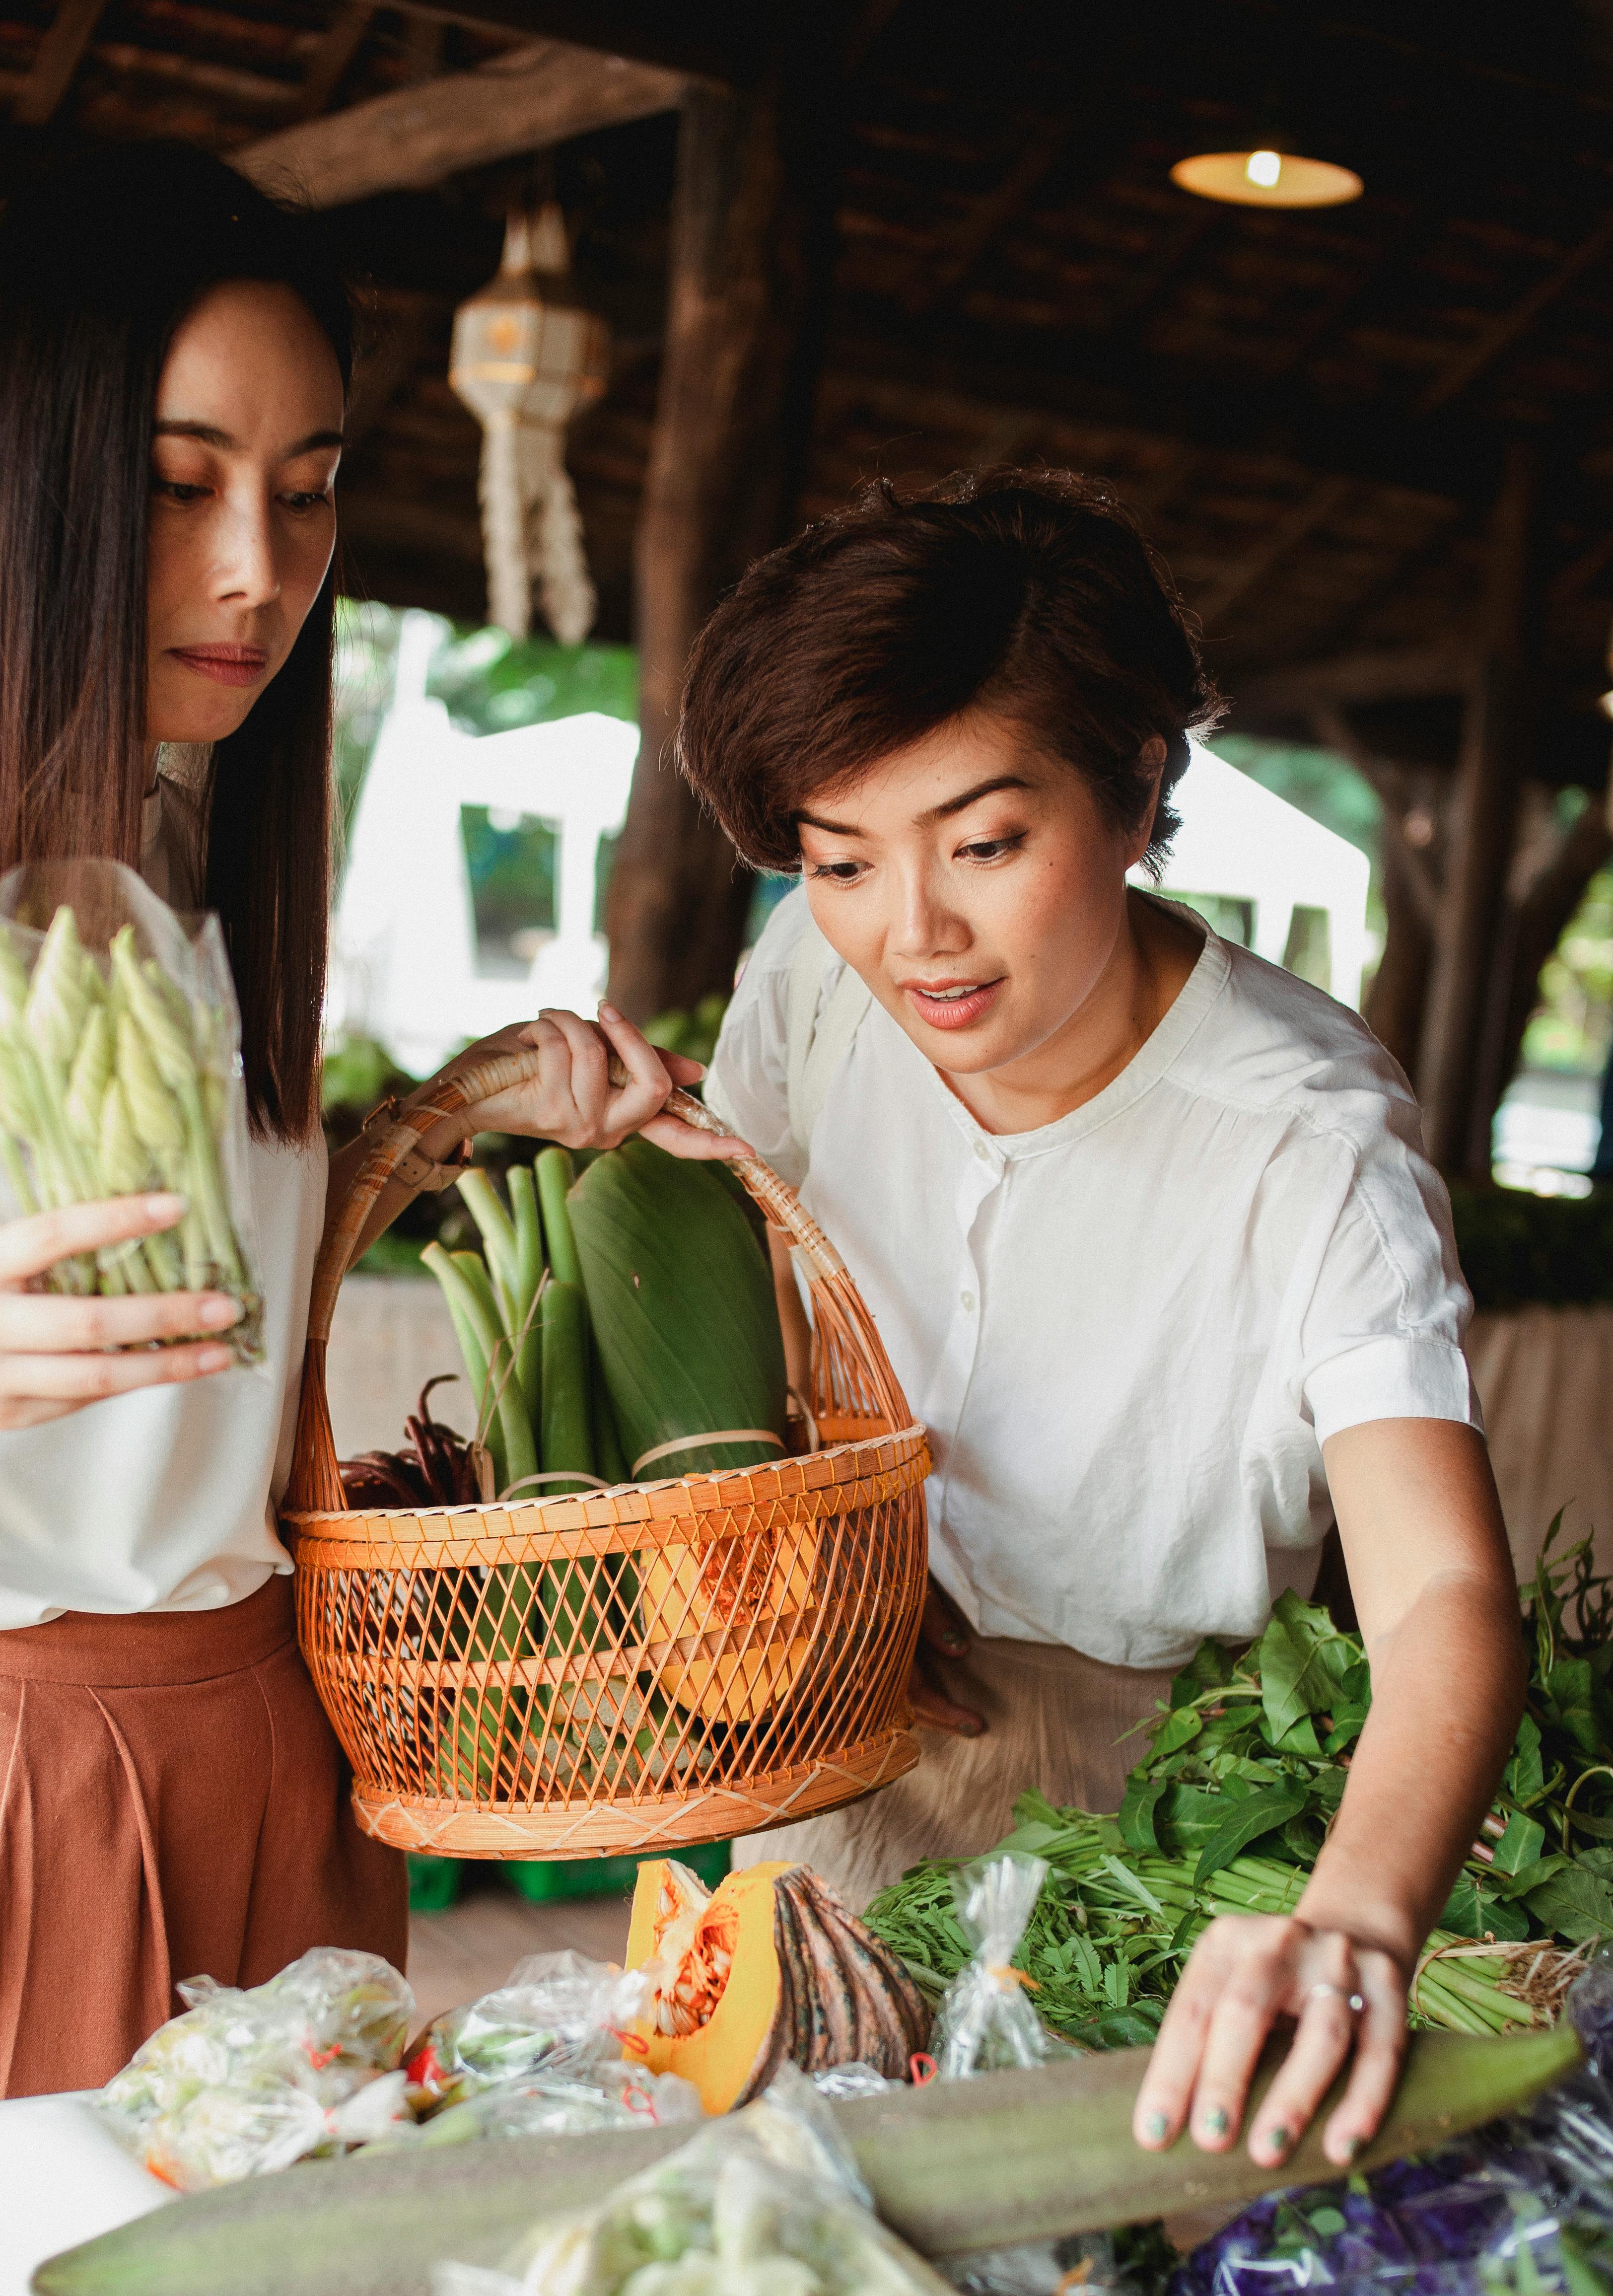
430;1004;749;1162
1131;1913;1408;2171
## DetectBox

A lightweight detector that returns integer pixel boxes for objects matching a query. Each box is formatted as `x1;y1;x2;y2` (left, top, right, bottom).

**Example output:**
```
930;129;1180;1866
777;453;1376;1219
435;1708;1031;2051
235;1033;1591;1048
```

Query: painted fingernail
197;1346;232;1372
1264;2127;1290;2158
200;1297;243;1328
1202;2107;1230;2139
1142;2111;1170;2143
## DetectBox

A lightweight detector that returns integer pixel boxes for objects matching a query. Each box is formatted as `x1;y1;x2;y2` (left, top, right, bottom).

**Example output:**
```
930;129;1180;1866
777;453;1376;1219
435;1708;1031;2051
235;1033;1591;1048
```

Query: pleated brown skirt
0;1572;408;2098
733;1635;1176;1911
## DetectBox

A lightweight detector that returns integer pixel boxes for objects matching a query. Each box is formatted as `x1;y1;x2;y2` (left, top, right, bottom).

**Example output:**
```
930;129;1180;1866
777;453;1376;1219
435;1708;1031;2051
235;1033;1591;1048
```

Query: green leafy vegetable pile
864;1518;1613;2049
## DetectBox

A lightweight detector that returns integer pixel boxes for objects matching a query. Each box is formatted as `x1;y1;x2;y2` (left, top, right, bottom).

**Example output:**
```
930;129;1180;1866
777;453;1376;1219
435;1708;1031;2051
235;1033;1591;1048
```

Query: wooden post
1416;443;1540;1171
606;16;846;1022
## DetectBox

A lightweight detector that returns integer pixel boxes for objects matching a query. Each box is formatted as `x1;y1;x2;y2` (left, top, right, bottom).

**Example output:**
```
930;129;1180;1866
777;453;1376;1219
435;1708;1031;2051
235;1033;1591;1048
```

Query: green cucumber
35;2025;1582;2296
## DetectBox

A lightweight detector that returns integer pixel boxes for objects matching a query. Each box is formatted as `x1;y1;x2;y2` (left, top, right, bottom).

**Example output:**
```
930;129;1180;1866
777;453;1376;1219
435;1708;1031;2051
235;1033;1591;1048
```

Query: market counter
0;2093;170;2295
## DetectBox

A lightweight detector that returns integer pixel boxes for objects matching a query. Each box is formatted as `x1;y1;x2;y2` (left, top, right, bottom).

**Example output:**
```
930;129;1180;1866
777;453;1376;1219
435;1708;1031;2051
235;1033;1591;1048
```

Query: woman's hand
1132;1913;1406;2171
423;1005;749;1163
0;1195;243;1431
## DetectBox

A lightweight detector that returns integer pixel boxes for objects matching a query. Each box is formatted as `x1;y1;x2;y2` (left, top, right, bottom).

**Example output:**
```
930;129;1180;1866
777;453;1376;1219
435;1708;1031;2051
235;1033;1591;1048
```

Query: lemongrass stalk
421;1242;506;1488
507;1163;543;1426
456;1168;520;1327
450;1250;537;1490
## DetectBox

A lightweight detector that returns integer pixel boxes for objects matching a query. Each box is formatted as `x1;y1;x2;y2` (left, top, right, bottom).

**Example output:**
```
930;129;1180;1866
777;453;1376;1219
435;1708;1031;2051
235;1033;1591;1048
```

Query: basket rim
284;1416;930;1534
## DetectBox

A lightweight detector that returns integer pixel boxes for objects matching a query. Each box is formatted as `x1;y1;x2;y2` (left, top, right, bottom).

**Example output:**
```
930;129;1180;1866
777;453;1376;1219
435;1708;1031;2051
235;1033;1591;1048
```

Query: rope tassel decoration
449;207;609;645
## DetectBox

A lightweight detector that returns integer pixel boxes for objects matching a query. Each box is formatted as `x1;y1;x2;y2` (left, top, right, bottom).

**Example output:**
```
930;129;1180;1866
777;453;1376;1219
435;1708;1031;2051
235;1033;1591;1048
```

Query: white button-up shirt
708;889;1479;1670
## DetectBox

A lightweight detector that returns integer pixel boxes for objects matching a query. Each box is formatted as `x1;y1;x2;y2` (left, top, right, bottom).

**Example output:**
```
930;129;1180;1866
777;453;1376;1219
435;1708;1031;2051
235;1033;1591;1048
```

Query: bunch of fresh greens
0;899;260;1357
865;1520;1613;2048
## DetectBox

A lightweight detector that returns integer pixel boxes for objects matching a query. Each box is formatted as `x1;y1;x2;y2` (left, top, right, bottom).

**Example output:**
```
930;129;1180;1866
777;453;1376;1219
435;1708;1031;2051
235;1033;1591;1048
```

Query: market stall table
0;2091;171;2294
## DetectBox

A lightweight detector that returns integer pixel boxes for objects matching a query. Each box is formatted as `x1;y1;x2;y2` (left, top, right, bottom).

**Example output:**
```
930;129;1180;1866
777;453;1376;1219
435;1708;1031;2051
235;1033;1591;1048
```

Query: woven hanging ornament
449;207;609;644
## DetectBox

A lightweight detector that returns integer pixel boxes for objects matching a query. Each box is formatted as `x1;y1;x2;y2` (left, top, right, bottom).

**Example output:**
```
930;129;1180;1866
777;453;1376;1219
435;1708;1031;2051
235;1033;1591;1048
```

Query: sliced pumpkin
624;1856;930;2114
642;1519;819;1724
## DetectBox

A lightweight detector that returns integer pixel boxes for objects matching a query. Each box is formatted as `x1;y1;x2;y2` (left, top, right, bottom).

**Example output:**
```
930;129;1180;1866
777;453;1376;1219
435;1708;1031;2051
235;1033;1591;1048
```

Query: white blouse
0;773;324;1628
707;888;1480;1671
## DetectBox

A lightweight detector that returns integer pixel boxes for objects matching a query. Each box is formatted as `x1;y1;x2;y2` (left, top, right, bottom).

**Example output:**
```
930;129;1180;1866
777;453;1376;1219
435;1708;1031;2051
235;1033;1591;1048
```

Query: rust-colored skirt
733;1635;1176;1910
0;1572;408;2098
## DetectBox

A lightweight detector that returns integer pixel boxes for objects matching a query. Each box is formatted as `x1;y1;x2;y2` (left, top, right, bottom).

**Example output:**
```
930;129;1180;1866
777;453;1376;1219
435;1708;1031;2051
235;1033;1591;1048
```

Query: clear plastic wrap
405;1948;657;2116
99;1947;415;2190
379;2061;702;2152
0;858;264;1363
1171;1959;1613;2296
931;1855;1084;2080
433;2064;952;2296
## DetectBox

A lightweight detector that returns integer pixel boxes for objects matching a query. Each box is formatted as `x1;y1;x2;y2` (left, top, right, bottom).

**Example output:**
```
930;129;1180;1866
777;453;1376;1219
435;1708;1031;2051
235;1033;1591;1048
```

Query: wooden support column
1416;443;1540;1172
606;16;846;1021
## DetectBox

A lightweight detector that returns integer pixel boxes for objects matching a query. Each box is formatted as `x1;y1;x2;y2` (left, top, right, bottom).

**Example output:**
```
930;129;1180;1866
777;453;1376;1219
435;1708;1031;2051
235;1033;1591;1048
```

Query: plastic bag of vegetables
404;1948;697;2129
433;2063;954;2296
98;1946;415;2190
0;858;263;1362
931;1855;1085;2080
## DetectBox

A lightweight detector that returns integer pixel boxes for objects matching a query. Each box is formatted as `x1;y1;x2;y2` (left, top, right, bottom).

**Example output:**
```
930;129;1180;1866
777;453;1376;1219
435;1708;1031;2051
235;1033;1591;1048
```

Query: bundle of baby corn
0;901;260;1358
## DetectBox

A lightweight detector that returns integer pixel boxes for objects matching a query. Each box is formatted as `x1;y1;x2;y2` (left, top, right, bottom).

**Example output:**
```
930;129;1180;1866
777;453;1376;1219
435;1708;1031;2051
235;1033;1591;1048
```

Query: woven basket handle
310;1045;850;1357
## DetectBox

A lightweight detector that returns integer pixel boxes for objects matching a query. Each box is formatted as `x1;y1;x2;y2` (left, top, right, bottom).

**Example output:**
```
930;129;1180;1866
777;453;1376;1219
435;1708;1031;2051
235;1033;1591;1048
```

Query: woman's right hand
0;1195;243;1431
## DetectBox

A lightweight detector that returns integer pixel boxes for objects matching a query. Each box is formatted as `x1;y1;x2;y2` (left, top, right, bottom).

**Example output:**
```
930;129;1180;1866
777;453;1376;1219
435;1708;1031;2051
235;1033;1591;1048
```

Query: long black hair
0;141;354;1141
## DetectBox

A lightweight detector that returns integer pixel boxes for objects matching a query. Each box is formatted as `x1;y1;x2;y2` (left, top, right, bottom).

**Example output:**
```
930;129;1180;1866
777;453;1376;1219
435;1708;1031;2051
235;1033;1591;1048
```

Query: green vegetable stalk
0;904;261;1354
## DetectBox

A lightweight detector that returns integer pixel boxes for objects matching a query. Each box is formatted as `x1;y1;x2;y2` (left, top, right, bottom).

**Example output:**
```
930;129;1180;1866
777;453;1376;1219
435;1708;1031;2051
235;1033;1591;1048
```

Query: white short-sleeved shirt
707;888;1480;1671
0;770;324;1628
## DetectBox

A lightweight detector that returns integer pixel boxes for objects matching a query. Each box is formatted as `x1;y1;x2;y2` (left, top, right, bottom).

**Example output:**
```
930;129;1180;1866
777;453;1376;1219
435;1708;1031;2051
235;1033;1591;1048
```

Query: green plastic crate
505;1839;731;1904
406;1852;463;1912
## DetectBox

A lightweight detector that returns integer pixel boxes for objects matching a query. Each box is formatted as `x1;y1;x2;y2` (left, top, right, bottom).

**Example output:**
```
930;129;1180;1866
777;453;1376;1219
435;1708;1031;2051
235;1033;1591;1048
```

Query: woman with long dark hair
0;143;723;2096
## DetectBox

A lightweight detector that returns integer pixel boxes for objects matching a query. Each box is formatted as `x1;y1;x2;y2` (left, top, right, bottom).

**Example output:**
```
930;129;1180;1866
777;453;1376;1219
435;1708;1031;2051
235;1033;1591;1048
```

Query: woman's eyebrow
154;419;345;453
924;773;1030;820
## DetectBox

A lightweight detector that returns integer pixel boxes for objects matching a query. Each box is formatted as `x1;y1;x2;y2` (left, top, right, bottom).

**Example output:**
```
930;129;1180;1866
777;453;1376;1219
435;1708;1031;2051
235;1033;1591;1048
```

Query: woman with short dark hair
687;471;1524;2173
0;143;721;2096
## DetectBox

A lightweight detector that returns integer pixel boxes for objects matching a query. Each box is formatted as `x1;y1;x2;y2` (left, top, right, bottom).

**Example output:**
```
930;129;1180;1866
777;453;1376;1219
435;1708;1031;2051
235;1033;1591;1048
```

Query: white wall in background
1135;743;1372;1009
331;612;638;1075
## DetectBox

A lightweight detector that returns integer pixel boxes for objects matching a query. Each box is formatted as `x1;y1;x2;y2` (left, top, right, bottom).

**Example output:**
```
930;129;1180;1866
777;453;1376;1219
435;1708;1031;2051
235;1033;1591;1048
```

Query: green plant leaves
1257;1592;1356;1745
1524;1853;1613;1943
1193;1784;1310;1886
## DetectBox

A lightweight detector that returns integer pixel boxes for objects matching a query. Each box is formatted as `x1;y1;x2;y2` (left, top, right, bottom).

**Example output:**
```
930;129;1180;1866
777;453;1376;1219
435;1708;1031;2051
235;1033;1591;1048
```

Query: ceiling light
1170;148;1363;209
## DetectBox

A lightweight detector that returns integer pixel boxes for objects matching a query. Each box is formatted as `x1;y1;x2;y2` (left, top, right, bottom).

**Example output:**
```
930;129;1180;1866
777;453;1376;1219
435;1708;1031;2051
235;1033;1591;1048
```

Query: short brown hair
677;468;1222;876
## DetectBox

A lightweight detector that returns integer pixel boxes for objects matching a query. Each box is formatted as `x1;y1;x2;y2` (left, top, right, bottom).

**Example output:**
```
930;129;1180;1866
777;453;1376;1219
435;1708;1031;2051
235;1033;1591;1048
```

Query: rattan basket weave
282;1049;931;1858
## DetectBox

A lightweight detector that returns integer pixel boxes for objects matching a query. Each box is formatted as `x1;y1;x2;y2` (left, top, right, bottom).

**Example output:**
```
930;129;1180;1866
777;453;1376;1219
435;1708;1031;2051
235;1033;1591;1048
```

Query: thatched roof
7;0;1613;779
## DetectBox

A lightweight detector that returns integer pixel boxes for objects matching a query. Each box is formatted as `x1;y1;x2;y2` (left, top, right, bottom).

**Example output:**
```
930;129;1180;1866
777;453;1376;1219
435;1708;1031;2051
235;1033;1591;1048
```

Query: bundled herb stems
0;865;261;1361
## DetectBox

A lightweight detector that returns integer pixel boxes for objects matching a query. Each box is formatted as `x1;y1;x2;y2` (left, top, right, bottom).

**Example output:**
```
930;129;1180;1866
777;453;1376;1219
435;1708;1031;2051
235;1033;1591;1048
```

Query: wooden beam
89;41;298;113
237;36;685;208
1195;475;1353;631
904;123;1067;318
605;17;852;1020
1420;212;1613;415
1417;442;1541;1172
1230;643;1474;722
293;0;373;120
11;0;109;125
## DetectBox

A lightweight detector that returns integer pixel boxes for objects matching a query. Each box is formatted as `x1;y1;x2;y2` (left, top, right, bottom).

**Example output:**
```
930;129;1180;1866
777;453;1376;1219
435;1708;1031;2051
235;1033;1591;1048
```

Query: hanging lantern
449;206;610;645
1170;146;1362;209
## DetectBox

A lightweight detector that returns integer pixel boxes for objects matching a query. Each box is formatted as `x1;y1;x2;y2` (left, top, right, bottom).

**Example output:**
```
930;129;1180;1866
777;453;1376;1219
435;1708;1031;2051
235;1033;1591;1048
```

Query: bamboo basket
282;1049;931;1858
